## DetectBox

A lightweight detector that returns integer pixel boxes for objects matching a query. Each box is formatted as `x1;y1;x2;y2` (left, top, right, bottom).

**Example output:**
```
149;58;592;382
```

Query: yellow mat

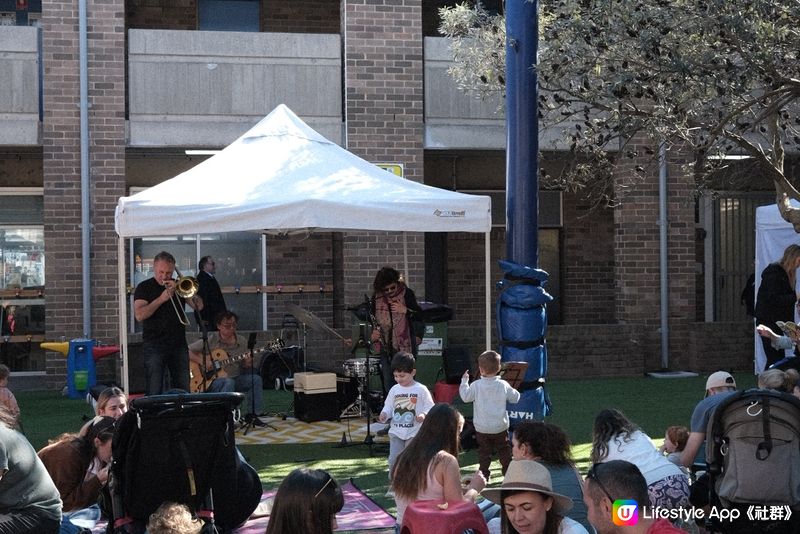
234;416;389;446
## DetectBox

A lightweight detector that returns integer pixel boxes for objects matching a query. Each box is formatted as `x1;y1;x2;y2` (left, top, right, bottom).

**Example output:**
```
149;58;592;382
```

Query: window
0;192;45;371
198;0;259;32
132;232;264;331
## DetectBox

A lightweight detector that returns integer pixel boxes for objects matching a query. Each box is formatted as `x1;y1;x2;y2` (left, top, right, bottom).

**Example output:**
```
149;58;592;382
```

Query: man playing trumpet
134;251;203;395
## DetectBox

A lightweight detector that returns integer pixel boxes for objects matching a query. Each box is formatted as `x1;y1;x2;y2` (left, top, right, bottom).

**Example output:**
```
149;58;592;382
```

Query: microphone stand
241;332;275;435
197;298;211;393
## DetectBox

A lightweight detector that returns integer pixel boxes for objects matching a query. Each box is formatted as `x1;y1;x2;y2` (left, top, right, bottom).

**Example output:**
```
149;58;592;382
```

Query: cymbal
285;303;343;340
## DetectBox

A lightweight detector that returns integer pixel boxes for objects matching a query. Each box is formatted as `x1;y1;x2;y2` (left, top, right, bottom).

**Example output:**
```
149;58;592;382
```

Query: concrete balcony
0;26;39;146
127;29;343;147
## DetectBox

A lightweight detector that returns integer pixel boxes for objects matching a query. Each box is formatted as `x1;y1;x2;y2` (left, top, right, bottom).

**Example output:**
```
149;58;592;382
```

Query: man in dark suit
195;255;227;331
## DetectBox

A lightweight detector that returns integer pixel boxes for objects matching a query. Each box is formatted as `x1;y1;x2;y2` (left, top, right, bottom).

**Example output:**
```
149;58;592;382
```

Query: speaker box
336;375;359;412
442;346;471;384
294;392;339;423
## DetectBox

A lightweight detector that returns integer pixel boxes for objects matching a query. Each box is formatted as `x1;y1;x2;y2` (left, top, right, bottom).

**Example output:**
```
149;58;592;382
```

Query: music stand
240;333;276;435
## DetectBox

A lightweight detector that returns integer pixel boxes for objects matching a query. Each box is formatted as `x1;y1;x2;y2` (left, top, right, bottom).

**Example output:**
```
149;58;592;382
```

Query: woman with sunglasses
591;409;689;511
369;266;422;394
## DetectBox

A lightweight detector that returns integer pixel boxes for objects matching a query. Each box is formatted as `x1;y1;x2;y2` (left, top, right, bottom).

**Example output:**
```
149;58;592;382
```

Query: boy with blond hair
459;350;520;480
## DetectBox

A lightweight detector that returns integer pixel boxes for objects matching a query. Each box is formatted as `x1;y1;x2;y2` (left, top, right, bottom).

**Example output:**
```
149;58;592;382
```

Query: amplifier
294;391;339;423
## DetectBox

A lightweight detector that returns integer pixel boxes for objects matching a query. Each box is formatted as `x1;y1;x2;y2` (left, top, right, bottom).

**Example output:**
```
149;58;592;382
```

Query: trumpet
166;268;199;326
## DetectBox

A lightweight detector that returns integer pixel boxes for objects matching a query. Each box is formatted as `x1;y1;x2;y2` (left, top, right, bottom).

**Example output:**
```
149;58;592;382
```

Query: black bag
460;417;478;450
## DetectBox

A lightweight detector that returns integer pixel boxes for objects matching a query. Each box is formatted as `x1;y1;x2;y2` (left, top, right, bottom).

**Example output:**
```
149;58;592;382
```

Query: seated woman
94;386;128;418
80;386;128;438
511;421;592;532
0;405;62;533
391;403;486;526
591;409;689;510
482;459;588;534
265;468;343;534
38;416;116;520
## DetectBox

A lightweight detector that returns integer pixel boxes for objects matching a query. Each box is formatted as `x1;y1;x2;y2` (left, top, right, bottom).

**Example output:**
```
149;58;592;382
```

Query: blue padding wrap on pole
497;260;552;423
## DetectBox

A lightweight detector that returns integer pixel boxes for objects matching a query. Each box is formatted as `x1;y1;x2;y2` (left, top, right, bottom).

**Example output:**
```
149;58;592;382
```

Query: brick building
0;0;770;389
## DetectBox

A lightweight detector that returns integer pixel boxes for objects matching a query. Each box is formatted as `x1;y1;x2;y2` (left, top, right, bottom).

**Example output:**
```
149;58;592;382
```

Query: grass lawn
16;368;757;515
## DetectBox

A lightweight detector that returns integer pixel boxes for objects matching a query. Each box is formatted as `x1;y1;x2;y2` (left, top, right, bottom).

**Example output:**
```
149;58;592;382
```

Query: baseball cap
705;371;736;395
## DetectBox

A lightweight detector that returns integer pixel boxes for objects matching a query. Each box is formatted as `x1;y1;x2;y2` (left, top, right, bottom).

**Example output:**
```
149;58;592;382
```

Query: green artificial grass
14;370;758;515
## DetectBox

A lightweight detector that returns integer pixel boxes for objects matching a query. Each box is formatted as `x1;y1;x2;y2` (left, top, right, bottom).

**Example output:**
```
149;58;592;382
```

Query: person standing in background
755;244;800;367
195;256;226;332
134;251;203;395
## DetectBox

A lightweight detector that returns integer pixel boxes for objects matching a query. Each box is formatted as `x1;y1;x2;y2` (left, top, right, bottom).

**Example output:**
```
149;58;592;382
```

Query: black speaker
336;375;359;412
294;392;339;423
442;346;471;384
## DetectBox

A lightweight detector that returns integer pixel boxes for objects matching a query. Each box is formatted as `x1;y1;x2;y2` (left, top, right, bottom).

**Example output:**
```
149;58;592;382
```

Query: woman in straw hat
482;459;589;534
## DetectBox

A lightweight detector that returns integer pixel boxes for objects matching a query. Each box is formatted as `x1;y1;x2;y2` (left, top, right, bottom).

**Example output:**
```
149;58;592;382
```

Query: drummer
369;267;423;396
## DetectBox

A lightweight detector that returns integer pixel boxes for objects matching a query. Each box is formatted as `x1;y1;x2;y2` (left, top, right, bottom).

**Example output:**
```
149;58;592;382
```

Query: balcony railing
0;26;39;146
127;29;343;147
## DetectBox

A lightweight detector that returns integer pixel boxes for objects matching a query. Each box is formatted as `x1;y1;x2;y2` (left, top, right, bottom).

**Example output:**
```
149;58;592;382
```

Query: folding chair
107;392;261;533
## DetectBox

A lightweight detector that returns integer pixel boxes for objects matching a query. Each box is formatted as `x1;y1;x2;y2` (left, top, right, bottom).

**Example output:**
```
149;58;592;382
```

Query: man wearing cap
583;460;686;533
679;371;737;469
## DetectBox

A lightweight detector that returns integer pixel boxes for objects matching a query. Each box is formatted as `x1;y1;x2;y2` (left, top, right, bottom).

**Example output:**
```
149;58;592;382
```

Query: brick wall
42;0;127;387
264;0;340;33
126;0;197;30
560;191;616;323
341;0;426;311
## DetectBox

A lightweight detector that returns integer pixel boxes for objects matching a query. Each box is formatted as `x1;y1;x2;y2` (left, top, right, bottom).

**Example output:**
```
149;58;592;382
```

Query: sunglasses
586;463;615;503
383;284;399;294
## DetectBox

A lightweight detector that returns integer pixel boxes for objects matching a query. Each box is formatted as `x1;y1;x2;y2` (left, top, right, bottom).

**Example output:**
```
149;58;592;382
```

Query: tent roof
756;200;800;230
115;105;491;237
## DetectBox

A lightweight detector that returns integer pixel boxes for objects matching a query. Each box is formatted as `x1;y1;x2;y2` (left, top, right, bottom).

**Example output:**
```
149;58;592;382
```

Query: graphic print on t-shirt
392;393;418;428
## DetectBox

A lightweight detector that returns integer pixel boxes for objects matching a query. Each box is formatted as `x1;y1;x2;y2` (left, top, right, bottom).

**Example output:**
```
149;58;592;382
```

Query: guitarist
188;311;263;417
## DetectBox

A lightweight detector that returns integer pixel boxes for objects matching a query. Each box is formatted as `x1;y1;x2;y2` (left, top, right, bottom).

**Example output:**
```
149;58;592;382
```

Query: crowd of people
3;252;800;534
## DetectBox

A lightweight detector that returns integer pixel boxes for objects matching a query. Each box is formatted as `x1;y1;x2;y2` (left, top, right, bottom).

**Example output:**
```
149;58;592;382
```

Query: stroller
106;392;262;533
705;388;800;533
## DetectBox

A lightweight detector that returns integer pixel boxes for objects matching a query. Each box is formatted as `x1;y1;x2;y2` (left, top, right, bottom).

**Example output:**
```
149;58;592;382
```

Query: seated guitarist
188;311;263;417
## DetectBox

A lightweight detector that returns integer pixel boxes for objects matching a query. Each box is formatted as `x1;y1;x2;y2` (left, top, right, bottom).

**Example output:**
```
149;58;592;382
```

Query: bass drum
259;346;304;390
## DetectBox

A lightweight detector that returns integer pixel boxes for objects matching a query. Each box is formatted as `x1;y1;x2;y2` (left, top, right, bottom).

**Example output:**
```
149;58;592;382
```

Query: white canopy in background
114;104;492;392
754;200;800;373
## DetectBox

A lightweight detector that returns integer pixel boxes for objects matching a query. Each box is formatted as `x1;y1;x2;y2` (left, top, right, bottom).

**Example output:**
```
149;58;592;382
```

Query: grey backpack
706;388;800;507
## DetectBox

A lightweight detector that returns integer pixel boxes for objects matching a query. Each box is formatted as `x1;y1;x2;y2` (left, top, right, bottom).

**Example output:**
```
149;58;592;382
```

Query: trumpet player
134;251;203;395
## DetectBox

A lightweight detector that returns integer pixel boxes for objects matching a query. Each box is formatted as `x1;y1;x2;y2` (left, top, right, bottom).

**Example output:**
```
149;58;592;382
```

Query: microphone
247;332;257;351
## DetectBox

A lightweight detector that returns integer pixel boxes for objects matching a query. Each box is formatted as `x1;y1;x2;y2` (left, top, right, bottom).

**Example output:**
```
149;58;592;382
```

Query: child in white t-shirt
379;352;434;497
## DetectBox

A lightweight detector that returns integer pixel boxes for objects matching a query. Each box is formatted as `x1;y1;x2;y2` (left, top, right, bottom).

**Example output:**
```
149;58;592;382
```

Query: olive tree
440;0;800;225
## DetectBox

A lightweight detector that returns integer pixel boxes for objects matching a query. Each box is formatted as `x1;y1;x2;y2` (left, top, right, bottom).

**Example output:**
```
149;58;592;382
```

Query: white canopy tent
115;104;492;392
754;200;800;373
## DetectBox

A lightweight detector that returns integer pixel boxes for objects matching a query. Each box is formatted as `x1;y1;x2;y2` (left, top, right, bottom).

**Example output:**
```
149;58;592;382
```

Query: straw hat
480;460;573;514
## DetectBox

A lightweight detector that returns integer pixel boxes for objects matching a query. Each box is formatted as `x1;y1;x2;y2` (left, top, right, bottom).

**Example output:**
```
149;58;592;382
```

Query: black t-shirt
133;277;187;346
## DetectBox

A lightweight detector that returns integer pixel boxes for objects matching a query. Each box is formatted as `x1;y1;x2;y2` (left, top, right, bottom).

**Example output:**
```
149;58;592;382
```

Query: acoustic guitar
189;338;284;393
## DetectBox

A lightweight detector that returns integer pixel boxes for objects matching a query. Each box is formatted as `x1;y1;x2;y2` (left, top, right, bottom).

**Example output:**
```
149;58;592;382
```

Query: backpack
706;388;800;507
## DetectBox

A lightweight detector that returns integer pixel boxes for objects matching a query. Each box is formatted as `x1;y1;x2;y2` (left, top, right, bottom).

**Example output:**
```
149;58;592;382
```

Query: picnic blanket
91;480;396;533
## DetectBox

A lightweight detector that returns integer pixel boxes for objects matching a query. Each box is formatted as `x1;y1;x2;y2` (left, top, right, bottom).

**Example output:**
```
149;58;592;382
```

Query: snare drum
342;358;379;378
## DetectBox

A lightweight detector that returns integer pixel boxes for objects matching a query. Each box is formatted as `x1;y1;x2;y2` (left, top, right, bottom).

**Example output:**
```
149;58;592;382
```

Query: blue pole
505;0;539;265
499;0;552;423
